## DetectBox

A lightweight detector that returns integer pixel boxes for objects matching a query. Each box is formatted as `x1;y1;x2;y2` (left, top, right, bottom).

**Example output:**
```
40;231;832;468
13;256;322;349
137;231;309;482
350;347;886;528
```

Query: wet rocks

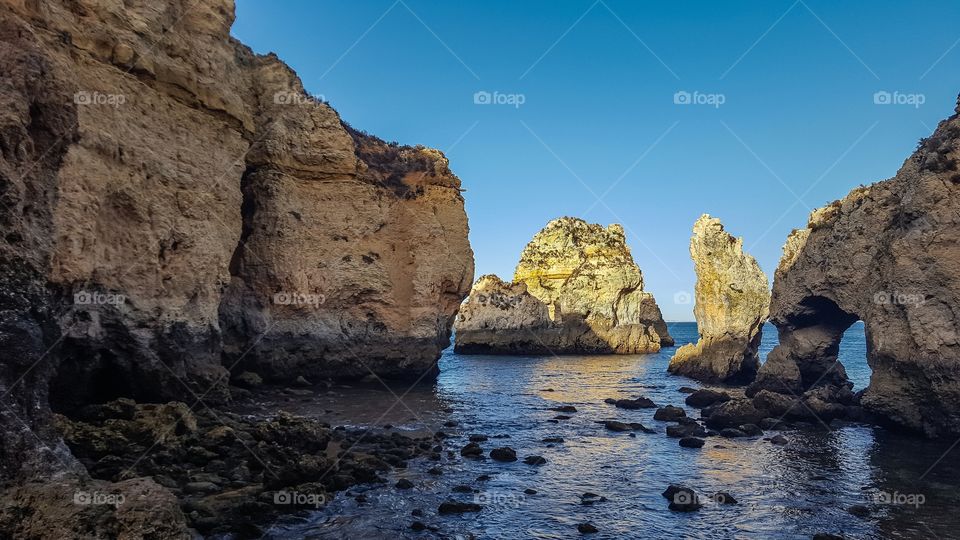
654;406;687;421
770;435;789;445
454;218;673;355
461;442;484;458
720;428;747;438
395;479;414;490
669;215;770;384
438;501;482;514
524;455;548;465
550;405;578;413
577;522;599;534
679;437;705;448
663;485;702;512
685;389;731;408
490;447;518;462
607;396;657;409
702;399;765;429
666;423;707;438
602;421;654;433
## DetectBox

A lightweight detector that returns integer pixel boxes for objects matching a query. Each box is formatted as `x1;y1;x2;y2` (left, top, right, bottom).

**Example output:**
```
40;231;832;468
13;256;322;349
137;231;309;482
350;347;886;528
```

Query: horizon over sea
261;321;957;540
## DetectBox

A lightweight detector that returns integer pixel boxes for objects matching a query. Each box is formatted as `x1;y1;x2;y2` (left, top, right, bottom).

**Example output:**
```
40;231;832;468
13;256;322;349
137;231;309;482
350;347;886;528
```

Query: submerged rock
685;389;731;408
669;215;770;384
749;98;960;437
454;218;672;354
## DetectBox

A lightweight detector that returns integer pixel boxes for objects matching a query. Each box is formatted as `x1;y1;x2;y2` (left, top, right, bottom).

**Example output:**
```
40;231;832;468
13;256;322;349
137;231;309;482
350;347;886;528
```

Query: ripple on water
264;323;960;540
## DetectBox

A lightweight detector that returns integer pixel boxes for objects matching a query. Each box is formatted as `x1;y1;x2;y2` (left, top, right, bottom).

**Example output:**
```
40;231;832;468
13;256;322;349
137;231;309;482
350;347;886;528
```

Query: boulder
669;215;770;383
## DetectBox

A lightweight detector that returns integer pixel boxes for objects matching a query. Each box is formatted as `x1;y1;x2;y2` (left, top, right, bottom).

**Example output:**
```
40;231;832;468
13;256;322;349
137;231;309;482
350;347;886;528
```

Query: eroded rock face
455;218;671;354
0;0;472;493
750;100;960;437
669;215;770;383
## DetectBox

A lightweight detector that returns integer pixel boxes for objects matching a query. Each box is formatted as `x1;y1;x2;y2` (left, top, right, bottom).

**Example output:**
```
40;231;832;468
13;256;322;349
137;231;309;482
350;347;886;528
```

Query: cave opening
784;295;863;390
48;348;134;416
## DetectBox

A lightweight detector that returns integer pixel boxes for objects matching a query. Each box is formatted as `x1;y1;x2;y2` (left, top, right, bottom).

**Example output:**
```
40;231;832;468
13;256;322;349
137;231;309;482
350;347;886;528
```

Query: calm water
263;323;960;539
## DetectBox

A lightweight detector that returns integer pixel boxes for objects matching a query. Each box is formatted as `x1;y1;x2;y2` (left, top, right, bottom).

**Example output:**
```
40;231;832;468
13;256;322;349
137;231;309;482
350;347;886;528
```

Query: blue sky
233;0;960;320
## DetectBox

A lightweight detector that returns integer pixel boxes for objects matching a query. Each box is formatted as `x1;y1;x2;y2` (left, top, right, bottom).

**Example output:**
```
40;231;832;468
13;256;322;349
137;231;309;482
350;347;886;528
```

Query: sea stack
455;217;672;354
668;215;770;384
748;98;960;437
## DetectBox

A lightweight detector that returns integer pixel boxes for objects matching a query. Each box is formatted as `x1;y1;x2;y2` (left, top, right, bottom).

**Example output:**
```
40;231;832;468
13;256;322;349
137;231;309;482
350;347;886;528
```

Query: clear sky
233;0;960;320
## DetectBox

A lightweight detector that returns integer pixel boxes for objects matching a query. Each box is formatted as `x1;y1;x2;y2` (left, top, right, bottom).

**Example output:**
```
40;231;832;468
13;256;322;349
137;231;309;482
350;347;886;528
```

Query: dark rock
542;436;564;443
703;399;765;429
524;488;537;495
665;485;702;512
476;474;491;481
233;371;263;389
678;386;698;394
629;422;656;433
428;467;443;475
666;423;707;438
609;396;657;409
685;389;731;408
554;415;573;420
452;485;473;493
603;420;631;432
460;442;483;458
550;405;578;413
738;424;763;436
490;447;517;462
679;437;705;448
438;500;482;514
713;491;738;504
410;521;427;531
395;479;414;489
759;417;789;430
720;428;747;438
653;406;687;421
577;523;599;534
848;505;870;518
523;455;547;465
469;434;489;442
770;435;788;445
812;534;844;540
443;420;458;428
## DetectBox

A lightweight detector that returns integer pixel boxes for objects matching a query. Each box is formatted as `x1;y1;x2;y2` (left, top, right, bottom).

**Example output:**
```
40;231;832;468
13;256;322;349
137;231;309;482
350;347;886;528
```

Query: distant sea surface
264;322;960;539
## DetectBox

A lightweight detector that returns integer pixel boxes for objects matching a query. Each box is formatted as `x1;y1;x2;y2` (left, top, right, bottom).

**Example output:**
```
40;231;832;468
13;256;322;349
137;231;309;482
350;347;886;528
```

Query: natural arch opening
777;295;860;390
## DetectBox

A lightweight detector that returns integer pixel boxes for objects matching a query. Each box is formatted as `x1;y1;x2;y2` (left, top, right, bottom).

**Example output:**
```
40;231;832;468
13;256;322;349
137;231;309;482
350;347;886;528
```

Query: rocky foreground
454;217;673;354
669;215;770;384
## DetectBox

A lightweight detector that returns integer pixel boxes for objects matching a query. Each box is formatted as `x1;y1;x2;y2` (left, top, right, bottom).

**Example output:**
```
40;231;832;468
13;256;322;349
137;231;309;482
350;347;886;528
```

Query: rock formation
749;98;960;437
668;215;770;383
455;217;672;354
0;0;472;521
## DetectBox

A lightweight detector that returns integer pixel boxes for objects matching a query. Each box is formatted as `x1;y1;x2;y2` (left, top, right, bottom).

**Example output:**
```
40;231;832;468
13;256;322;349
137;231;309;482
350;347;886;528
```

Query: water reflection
261;323;960;539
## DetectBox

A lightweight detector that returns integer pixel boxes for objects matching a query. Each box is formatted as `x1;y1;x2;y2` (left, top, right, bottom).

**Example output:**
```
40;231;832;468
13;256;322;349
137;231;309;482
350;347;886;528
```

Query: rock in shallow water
490;447;518;462
669;215;770;384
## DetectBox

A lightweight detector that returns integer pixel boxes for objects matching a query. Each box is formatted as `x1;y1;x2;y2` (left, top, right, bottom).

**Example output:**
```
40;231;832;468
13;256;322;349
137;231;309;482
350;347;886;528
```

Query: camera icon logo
673;91;692;105
274;491;291;504
473;91;492;105
673;291;692;305
873;91;892;105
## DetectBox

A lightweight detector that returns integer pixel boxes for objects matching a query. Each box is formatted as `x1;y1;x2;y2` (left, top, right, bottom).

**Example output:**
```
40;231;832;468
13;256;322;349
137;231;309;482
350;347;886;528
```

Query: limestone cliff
455;218;672;354
668;215;770;383
750;98;960;437
0;0;473;495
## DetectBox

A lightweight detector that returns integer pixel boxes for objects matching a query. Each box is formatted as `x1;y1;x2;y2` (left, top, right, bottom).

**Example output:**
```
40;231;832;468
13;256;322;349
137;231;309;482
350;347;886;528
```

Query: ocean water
264;322;960;539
